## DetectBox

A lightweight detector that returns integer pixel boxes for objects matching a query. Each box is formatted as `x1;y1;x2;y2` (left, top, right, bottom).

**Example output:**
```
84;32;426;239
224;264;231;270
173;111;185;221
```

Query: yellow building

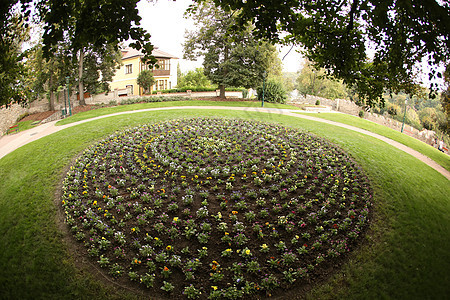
109;47;178;96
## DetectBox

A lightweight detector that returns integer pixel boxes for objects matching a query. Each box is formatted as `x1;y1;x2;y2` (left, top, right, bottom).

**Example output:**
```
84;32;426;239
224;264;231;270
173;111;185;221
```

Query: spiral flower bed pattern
61;118;372;299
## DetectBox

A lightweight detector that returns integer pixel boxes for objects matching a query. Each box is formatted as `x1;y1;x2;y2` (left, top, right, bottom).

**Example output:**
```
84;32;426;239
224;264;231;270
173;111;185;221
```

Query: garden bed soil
19;105;98;123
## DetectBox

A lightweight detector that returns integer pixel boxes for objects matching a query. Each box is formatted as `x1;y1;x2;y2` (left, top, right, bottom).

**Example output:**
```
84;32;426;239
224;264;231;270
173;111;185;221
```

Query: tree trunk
78;49;86;105
219;84;226;99
218;45;229;99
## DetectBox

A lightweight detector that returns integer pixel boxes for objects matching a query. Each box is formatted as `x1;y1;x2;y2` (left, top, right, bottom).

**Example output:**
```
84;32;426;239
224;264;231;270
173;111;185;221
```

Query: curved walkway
1;106;449;180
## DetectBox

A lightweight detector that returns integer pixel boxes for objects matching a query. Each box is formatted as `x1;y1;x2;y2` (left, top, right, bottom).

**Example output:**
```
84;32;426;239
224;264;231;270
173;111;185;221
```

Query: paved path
1;106;449;180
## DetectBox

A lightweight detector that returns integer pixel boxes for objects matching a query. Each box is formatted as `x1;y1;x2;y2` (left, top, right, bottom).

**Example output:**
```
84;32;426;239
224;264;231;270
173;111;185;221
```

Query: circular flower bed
61;118;372;299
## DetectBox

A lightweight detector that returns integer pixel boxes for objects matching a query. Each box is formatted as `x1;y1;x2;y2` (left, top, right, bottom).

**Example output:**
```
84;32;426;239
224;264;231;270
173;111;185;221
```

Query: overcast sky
137;0;304;73
136;1;443;88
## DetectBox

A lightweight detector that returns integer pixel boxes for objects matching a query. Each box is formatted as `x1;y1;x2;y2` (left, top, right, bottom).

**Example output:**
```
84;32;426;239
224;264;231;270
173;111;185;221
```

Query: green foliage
359;110;364;118
119;96;189;105
440;64;450;135
281;72;297;92
0;11;30;106
257;80;287;104
387;104;401;116
151;87;245;94
137;70;155;94
296;61;348;100
210;0;450;106
177;68;213;89
82;45;122;95
184;1;282;97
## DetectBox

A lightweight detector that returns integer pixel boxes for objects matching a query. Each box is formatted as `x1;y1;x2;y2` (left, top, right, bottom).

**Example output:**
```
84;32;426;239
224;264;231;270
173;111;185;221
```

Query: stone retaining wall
0;104;28;136
288;94;437;146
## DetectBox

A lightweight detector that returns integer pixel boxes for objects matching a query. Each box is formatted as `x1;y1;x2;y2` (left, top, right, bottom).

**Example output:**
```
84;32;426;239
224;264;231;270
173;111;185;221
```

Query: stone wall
0;104;28;135
0;90;77;136
288;94;437;146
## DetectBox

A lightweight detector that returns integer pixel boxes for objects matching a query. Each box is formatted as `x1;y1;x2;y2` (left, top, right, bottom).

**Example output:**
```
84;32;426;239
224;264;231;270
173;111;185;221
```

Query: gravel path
1;106;448;180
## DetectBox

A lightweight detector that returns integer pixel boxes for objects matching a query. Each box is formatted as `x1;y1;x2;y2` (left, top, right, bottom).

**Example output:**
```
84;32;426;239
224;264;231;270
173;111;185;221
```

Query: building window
155;59;170;71
125;64;133;74
126;85;133;95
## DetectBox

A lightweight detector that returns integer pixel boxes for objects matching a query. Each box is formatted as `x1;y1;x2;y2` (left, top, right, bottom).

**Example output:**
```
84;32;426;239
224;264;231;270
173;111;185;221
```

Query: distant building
109;47;178;96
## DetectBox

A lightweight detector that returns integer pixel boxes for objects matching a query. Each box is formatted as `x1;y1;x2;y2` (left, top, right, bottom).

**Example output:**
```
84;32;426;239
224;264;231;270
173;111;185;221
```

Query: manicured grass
297;112;450;172
56;100;300;126
1;108;449;299
17;120;40;132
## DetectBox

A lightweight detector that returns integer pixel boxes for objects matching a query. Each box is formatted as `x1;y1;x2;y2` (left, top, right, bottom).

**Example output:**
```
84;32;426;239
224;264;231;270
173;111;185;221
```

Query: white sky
137;0;304;73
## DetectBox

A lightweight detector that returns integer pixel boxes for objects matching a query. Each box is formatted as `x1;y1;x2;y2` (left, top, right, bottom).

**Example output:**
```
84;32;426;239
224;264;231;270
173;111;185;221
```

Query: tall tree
137;70;156;94
82;45;122;95
184;1;281;98
0;8;31;107
440;64;450;135
39;0;155;105
25;40;73;110
204;0;450;107
296;61;348;100
1;0;157;107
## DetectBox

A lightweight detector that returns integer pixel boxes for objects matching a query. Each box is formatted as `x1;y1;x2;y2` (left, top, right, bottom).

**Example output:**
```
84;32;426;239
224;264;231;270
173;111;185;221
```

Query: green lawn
56;100;300;126
1;108;449;299
297;112;450;172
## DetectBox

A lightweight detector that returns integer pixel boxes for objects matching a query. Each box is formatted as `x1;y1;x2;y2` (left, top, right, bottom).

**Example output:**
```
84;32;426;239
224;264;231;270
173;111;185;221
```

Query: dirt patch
19;105;100;123
72;105;98;114
19;111;57;122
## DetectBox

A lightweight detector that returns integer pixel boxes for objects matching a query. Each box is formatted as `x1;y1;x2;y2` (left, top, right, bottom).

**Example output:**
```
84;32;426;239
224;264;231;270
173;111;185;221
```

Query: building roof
121;47;178;60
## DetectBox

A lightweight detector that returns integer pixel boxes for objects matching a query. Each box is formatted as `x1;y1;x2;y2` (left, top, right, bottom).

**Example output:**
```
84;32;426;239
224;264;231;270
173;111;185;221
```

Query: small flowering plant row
61;118;372;299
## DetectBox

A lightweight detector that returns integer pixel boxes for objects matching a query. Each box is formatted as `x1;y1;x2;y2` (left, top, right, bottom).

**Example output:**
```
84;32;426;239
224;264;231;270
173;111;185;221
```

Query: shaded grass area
56;100;300;126
1;109;449;299
16;120;40;132
5;120;38;135
297;112;450;172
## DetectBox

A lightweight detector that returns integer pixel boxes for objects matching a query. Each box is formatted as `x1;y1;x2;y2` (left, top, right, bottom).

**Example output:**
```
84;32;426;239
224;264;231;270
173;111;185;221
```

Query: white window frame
125;64;133;74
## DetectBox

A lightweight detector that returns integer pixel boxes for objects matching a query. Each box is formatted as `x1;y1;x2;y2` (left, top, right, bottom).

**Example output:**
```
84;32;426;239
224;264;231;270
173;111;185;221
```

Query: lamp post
401;97;408;133
262;71;266;107
63;89;67;117
66;76;72;116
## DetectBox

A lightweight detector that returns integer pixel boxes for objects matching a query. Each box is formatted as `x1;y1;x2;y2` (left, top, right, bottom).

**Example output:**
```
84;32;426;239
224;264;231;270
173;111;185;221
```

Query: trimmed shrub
256;80;287;104
315;100;320;106
359;110;365;118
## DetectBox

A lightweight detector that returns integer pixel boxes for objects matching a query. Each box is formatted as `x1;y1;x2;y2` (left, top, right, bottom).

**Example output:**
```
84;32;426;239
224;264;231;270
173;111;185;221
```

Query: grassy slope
0;109;449;299
297;112;450;172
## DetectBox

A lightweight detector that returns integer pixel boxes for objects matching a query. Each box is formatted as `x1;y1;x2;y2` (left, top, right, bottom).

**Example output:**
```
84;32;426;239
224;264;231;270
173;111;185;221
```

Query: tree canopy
184;0;282;98
202;0;450;107
0;0;155;107
137;70;156;94
177;68;213;89
296;61;348;100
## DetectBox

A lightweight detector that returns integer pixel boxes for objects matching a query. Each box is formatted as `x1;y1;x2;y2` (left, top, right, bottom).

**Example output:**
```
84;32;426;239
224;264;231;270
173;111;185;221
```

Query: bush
16;112;30;122
358;110;364;118
387;104;400;116
256;80;287;104
315;100;320;106
152;87;246;95
119;96;190;105
421;116;435;130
